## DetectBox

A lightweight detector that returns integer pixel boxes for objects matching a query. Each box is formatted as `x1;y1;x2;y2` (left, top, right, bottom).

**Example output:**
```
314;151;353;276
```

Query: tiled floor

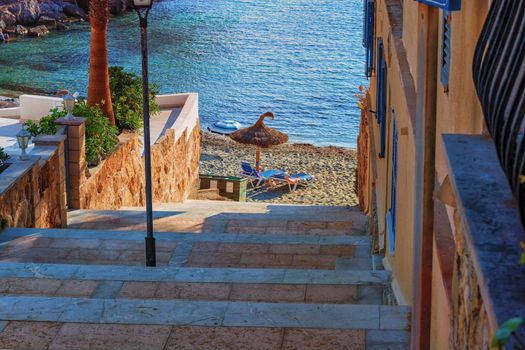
0;201;409;349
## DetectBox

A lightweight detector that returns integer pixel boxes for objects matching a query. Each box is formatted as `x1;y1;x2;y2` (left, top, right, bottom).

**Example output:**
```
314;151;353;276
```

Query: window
440;11;451;90
376;38;387;158
362;0;375;78
415;0;460;11
386;117;398;255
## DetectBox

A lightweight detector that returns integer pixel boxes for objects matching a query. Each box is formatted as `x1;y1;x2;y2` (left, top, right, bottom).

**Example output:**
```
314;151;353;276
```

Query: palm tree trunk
87;0;115;125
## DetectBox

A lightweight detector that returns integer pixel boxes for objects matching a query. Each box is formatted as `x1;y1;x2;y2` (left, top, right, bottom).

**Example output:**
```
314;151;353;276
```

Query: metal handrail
473;0;525;222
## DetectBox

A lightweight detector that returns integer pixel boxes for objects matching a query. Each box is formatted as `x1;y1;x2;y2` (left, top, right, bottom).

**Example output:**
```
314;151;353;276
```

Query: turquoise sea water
0;0;366;147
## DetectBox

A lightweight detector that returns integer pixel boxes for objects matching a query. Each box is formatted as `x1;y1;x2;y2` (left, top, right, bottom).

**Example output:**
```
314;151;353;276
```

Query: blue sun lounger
240;162;285;188
270;172;315;192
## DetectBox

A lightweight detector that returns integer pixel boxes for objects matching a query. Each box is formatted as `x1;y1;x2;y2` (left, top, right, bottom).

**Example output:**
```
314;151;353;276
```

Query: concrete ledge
0;262;390;285
442;134;525;340
0;157;39;196
0;295;410;329
0;228;371;246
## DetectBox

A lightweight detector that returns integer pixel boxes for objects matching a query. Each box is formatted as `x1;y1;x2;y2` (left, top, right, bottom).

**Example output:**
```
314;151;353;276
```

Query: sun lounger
240;162;285;188
270;172;315;192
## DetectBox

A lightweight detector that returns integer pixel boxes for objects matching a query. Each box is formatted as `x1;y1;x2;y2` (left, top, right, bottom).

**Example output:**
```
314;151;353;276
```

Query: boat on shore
207;120;242;135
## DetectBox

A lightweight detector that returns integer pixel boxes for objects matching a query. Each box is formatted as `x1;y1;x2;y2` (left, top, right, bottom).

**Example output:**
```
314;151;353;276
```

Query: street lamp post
133;0;156;267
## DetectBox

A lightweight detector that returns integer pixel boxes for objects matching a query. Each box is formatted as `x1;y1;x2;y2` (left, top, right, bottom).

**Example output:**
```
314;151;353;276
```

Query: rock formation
0;0;131;40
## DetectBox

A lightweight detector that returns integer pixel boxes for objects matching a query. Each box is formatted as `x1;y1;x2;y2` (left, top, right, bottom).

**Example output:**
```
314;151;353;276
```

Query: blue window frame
440;11;451;89
415;0;460;11
376;38;387;158
386;117;398;255
362;0;375;78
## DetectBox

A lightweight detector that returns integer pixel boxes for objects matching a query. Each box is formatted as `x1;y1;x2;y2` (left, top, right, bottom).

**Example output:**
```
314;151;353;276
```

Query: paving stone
98;240;145;251
357;285;384;304
48;238;102;249
188;252;242;266
282;328;365;350
268;244;320;255
49;323;172;350
0;278;62;295
229;284;306;302
379;306;411;330
305;285;358;304
91;281;124;299
223;303;380;329
292;255;338;269
156;282;231;300
55;280;99;297
0;321;61;349
118;281;159;299
165;326;284;350
319;245;356;256
240;254;294;267
365;329;410;349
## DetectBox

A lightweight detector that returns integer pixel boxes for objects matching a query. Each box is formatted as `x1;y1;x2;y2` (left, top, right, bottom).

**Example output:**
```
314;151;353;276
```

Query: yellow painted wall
430;240;452;350
402;0;420;89
365;0;491;312
435;1;489;183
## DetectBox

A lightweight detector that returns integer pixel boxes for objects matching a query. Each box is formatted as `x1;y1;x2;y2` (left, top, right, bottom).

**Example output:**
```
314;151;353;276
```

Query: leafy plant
23;108;66;136
492;317;524;349
109;66;160;132
73;100;119;165
0;147;9;166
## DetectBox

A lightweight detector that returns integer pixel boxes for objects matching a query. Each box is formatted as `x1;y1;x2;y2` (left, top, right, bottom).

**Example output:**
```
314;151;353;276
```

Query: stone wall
0;139;67;229
79;122;201;210
450;210;491;350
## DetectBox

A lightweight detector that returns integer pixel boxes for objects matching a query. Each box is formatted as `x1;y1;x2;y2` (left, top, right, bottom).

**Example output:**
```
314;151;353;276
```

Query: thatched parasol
230;112;288;171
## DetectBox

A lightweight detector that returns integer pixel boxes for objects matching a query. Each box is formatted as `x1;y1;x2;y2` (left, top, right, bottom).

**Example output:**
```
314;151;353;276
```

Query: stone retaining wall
70;93;201;210
0;138;67;229
80;123;200;209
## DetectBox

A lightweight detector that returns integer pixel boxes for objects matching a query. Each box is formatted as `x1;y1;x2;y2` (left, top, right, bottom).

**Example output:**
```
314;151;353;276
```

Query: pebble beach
199;132;358;206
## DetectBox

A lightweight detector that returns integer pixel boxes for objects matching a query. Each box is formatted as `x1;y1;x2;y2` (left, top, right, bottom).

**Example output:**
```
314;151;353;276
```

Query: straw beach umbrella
230;112;288;171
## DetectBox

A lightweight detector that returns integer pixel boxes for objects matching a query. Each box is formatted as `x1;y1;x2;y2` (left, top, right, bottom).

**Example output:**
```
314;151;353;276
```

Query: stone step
0;262;389;304
0;295;410;330
0;228;371;269
67;208;368;235
0;321;410;349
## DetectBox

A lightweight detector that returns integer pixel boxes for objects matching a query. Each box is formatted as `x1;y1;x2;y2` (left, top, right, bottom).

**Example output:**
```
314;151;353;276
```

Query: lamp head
16;127;31;160
133;0;153;9
63;93;76;121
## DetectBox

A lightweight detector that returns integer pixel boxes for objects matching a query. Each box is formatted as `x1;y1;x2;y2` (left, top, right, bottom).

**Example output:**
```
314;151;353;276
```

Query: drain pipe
411;4;439;350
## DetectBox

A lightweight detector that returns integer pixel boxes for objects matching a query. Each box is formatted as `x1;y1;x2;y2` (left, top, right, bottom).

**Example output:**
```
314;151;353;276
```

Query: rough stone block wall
80;122;201;210
0;145;66;229
357;107;370;214
450;210;492;350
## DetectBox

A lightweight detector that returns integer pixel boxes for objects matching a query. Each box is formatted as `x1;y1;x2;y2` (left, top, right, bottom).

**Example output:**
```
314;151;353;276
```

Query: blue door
376;38;387;158
387;118;398;254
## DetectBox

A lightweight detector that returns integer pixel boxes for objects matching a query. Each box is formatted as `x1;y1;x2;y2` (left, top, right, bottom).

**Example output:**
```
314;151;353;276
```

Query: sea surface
0;0;366;148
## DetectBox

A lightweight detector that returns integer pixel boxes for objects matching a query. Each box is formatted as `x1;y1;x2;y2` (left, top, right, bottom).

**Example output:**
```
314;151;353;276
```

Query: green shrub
109;66;160;132
0;147;9;166
73;100;119;165
24;108;65;136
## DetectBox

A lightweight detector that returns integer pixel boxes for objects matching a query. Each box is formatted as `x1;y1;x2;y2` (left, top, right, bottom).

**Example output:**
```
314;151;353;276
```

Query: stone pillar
55;117;87;209
33;133;68;227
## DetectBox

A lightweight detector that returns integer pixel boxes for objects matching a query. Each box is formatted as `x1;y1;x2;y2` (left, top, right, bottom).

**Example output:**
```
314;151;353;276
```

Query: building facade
358;0;525;349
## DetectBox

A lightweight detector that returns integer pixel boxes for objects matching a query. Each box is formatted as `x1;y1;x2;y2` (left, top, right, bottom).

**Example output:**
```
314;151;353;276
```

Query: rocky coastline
0;0;132;41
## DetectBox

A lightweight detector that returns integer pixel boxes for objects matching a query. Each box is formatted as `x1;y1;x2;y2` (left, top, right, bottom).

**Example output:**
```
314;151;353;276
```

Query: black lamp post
133;0;156;267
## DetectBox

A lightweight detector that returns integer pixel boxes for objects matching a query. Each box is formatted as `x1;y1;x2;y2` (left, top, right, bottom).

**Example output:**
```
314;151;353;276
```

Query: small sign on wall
226;182;234;193
210;180;218;189
415;0;460;11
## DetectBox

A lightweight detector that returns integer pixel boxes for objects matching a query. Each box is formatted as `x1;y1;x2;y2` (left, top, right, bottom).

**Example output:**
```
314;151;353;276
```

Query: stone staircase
0;201;409;349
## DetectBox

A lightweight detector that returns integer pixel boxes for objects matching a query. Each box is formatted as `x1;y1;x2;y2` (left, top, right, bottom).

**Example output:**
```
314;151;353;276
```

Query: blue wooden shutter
440;11;451;89
415;0;460;11
376;38;387;158
387;118;398;254
363;0;375;78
